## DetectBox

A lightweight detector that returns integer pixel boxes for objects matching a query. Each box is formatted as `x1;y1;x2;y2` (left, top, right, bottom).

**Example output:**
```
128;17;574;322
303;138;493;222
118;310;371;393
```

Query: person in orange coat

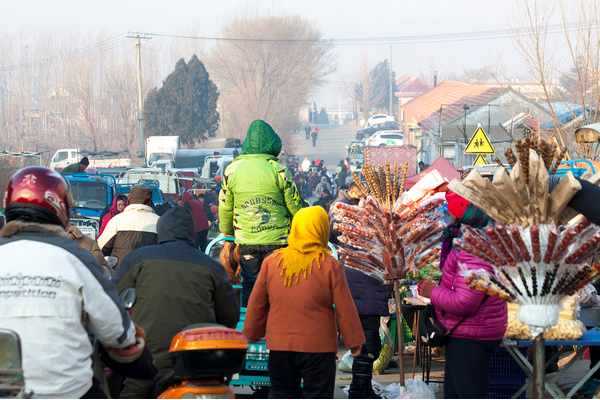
243;206;365;398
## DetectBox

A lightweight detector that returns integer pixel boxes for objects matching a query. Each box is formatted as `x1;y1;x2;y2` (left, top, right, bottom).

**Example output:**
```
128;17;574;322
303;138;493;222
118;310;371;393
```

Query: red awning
404;156;460;189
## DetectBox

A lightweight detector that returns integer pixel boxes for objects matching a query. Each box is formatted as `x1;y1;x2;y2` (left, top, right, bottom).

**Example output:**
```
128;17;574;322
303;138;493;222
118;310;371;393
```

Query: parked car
365;131;404;147
367;114;396;127
355;121;400;140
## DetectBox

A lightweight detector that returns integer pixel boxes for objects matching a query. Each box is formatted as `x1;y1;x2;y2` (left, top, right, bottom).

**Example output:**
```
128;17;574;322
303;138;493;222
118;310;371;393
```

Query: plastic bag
337;350;353;373
373;316;395;374
578;284;599;308
399;376;437;399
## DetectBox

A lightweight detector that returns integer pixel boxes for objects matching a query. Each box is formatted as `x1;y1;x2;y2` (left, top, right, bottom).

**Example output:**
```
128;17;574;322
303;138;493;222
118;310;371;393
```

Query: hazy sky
1;0;567;107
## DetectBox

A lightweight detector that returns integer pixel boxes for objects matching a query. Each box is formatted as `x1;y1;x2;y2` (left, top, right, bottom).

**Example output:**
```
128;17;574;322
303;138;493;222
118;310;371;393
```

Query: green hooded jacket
218;120;302;245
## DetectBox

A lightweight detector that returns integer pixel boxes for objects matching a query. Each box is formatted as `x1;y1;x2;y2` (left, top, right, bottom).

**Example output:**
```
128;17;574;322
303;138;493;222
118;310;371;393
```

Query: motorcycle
156;324;248;399
118;287;249;399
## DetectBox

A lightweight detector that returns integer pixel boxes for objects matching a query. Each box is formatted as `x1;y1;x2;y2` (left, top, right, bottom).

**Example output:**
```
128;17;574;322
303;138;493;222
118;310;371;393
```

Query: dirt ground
234;341;597;399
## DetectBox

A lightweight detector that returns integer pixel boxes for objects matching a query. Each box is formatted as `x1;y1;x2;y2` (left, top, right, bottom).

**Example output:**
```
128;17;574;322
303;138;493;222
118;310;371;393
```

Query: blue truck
63;173;118;239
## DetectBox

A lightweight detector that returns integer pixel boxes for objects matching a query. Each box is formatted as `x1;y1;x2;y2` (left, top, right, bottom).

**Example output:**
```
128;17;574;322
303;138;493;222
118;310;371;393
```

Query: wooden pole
393;279;406;386
533;333;545;398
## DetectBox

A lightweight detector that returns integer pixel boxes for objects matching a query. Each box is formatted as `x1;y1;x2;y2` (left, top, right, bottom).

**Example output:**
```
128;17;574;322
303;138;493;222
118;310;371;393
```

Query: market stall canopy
404;156;460;189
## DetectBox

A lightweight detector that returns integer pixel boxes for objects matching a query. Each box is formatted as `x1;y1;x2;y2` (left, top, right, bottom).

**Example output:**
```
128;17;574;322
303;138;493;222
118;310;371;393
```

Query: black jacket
115;206;239;375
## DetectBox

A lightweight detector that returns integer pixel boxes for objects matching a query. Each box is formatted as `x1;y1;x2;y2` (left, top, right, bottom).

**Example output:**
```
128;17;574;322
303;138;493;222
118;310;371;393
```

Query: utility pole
127;32;152;162
389;45;393;118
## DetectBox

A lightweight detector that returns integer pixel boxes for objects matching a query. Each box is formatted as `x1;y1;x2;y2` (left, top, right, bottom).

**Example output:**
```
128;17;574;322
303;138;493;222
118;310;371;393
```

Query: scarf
99;194;127;236
108;195;127;218
274;206;331;286
439;203;491;269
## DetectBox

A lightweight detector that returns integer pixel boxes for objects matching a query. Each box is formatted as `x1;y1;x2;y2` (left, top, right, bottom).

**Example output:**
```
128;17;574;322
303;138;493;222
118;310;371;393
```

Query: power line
150;20;600;46
0;35;130;72
0;19;597;73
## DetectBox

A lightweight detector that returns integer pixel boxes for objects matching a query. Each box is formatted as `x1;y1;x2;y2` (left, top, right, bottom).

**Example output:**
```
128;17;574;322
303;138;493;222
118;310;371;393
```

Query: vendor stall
503;327;600;399
331;163;447;386
448;137;600;397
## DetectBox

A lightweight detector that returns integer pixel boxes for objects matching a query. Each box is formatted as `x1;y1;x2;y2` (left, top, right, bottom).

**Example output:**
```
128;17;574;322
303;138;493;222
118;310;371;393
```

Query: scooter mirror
120;287;137;309
0;329;26;397
104;256;118;269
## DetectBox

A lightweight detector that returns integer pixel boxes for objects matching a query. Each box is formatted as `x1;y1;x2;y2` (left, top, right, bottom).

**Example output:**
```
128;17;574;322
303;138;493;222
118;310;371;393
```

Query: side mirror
0;329;27;397
119;287;137;309
104;256;118;269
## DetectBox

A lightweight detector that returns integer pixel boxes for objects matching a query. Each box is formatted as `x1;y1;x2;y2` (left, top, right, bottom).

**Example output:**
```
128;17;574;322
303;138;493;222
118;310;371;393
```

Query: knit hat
128;185;152;204
80;157;89;166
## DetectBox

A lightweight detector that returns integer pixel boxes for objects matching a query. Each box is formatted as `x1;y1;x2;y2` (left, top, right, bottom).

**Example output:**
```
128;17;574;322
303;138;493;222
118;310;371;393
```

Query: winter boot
348;360;380;399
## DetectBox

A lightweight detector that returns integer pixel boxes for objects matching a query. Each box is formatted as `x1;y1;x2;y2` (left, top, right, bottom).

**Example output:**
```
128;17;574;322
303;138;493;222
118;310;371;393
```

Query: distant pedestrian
313;188;334;211
99;194;127;236
313;176;332;199
61;157;89;174
280;150;289;166
305;125;311;140
177;191;210;252
301;156;311;172
98;185;159;269
336;159;348;189
311;125;319;147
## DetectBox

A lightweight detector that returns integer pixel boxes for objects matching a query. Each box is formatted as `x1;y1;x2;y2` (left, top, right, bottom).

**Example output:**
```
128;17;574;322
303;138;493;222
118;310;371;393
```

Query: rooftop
400;81;496;125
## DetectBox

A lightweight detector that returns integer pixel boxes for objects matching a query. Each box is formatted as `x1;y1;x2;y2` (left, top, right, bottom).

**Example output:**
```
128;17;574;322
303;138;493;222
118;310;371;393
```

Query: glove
417;280;437;299
107;322;147;363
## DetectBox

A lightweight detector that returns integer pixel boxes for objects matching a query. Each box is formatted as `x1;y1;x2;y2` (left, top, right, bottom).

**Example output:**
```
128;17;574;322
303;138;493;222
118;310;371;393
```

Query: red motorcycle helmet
4;166;73;227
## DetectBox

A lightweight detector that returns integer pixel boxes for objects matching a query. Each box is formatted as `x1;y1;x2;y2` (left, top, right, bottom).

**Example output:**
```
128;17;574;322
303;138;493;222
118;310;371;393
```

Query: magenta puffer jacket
430;248;507;341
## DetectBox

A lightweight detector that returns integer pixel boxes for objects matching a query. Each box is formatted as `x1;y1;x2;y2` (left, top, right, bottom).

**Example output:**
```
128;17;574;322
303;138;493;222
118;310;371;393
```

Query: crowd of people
5;118;600;399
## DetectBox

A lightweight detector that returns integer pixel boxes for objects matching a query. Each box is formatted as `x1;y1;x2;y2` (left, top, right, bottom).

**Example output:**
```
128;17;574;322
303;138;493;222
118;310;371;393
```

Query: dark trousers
444;337;501;399
239;244;284;307
268;351;336;399
590;345;600;380
349;315;381;398
120;377;155;399
82;378;107;399
196;229;209;253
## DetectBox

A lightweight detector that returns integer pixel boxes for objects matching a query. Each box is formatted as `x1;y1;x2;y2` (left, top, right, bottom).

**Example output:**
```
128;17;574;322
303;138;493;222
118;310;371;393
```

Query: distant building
400;81;552;167
395;75;430;108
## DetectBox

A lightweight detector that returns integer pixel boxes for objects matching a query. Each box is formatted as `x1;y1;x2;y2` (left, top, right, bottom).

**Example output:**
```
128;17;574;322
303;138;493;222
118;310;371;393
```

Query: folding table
502;327;600;398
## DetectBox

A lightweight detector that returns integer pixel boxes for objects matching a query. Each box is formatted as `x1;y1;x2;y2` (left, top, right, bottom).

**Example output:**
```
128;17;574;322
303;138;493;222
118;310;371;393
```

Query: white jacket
97;204;159;267
0;222;136;398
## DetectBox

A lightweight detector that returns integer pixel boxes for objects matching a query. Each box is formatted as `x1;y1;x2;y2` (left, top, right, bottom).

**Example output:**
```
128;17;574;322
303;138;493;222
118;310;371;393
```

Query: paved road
286;124;357;171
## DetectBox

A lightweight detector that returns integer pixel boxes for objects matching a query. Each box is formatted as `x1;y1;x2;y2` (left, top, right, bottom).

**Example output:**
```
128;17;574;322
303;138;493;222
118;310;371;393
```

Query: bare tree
512;0;600;160
105;51;139;157
55;33;114;153
356;54;372;124
446;67;495;84
208;11;334;143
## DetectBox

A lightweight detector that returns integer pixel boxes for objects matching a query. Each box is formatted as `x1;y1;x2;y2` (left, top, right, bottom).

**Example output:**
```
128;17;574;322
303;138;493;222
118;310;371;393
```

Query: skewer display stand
332;164;447;387
448;139;600;398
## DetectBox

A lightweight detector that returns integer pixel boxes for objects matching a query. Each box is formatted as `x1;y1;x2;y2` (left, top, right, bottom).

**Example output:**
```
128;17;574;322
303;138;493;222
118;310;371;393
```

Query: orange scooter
157;325;248;399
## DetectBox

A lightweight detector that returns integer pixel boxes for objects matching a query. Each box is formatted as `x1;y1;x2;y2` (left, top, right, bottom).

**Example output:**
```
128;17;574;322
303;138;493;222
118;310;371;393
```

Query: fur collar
0;221;71;239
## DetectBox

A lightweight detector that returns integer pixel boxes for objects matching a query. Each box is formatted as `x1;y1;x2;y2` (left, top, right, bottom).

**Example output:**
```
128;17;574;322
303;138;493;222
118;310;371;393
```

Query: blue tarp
541;102;589;129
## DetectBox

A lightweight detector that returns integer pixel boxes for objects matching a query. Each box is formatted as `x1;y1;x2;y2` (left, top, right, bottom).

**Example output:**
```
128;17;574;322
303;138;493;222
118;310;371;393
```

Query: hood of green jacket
242;120;282;157
157;205;196;247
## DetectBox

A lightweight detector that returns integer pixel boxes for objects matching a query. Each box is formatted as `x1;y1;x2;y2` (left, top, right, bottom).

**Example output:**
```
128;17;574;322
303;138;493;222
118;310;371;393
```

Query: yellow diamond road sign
473;154;488;166
464;127;495;154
